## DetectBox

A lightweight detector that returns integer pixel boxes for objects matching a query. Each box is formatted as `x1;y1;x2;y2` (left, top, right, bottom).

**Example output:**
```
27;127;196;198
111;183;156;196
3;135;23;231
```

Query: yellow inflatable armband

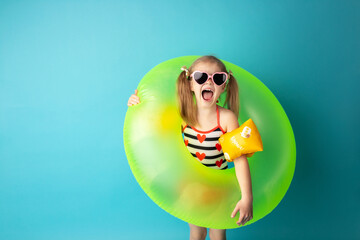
219;119;263;162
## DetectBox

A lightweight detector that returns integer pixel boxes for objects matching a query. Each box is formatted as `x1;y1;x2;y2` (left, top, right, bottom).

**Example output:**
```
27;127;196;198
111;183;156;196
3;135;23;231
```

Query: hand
231;197;253;226
127;89;140;106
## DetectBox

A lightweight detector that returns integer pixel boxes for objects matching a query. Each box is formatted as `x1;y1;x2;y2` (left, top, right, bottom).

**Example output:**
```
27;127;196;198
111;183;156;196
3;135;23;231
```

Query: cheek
216;86;226;96
221;85;226;93
191;83;201;94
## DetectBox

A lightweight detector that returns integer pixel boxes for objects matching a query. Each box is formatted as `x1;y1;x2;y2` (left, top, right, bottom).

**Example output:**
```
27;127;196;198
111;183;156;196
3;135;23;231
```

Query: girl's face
190;62;226;108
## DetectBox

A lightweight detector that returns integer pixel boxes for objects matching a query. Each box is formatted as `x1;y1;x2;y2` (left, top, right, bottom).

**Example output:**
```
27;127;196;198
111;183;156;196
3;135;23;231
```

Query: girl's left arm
225;111;253;226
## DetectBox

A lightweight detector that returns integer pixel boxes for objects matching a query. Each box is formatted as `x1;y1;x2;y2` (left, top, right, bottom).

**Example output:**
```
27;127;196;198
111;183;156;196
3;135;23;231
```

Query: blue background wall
0;0;359;239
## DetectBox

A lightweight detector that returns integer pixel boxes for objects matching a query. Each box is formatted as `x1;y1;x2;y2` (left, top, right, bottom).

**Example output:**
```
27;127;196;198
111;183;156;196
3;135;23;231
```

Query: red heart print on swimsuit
197;134;206;143
215;143;222;151
196;152;206;161
184;140;188;146
216;159;223;168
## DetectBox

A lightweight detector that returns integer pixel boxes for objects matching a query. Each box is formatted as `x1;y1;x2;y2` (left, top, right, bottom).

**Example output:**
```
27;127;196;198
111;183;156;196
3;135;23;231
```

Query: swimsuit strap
183;105;225;134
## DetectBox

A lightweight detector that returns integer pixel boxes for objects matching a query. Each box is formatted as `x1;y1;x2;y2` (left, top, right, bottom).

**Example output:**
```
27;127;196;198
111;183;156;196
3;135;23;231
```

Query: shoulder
218;106;239;132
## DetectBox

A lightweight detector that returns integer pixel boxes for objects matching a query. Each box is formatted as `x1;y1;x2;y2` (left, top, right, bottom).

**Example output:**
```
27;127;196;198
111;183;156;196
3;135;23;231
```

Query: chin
200;98;216;106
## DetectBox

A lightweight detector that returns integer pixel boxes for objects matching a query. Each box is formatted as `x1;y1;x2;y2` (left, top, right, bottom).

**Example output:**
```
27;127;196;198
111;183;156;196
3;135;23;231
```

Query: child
128;55;253;240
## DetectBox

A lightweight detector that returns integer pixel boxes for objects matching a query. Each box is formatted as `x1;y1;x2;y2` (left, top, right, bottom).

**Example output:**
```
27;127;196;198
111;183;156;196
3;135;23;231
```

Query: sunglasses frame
190;70;229;86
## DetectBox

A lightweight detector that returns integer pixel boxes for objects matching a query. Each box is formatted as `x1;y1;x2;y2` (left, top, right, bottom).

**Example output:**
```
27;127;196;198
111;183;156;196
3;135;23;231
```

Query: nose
205;76;214;84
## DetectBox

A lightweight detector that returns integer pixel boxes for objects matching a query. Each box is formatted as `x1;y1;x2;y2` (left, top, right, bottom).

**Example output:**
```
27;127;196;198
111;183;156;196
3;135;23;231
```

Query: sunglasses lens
193;72;208;84
213;73;227;85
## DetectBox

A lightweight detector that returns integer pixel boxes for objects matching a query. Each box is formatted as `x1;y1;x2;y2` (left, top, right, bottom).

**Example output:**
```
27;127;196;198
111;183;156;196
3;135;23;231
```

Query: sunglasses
190;71;229;86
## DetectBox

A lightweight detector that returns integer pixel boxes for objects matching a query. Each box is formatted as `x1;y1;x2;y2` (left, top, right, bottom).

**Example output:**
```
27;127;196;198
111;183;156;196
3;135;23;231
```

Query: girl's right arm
127;89;140;106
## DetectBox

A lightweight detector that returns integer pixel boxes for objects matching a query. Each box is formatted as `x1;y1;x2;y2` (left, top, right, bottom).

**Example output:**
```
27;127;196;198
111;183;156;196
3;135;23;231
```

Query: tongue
203;91;213;101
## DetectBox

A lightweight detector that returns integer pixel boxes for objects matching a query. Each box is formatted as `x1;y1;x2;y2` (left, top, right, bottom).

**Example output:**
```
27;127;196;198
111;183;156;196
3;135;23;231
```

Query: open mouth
202;89;214;101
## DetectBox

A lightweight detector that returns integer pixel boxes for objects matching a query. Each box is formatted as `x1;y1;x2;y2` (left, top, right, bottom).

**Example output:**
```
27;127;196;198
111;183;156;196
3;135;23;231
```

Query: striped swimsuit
182;105;228;170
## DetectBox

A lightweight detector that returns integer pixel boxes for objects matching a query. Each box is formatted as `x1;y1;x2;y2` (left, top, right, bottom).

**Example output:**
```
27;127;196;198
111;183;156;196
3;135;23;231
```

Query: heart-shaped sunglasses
190;71;229;86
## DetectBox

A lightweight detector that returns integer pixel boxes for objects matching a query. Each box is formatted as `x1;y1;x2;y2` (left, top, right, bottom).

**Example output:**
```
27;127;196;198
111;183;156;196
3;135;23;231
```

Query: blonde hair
176;55;239;127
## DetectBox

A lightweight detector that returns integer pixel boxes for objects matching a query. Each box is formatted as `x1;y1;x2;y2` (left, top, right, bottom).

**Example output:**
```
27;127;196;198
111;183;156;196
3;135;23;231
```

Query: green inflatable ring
124;56;296;229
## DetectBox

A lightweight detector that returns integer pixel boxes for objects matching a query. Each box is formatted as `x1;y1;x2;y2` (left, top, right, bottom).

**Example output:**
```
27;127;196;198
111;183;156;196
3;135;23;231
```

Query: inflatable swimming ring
123;56;296;229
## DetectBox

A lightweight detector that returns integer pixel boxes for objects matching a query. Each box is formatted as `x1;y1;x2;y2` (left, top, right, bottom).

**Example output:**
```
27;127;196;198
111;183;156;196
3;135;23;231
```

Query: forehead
193;61;222;74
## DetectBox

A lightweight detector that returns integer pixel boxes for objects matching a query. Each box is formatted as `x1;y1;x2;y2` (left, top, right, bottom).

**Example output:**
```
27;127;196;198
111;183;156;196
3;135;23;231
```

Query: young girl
127;56;253;240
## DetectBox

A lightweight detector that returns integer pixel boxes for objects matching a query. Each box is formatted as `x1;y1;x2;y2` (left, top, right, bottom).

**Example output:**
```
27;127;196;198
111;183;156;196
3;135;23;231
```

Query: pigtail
176;67;198;127
224;73;240;118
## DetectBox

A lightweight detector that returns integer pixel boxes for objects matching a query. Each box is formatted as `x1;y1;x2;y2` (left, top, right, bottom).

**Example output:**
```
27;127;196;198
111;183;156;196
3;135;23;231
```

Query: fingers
127;96;140;106
127;90;140;107
237;213;245;226
237;214;253;226
231;206;239;218
232;205;253;226
245;215;253;224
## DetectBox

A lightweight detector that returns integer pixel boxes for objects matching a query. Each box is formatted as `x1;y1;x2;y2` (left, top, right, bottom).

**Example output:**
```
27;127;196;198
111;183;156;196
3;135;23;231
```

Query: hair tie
181;66;189;77
228;70;233;76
